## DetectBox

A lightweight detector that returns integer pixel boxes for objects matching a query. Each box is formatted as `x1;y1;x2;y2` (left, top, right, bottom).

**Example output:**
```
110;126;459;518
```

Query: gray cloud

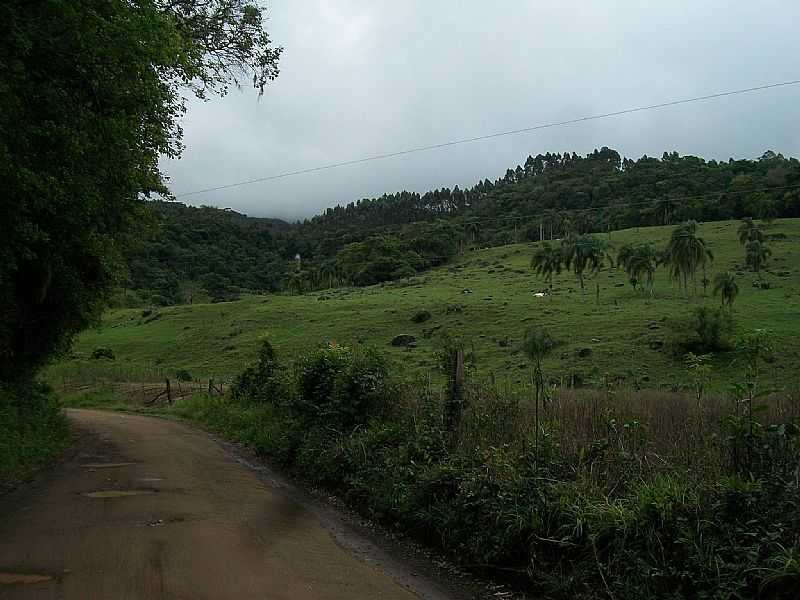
162;1;800;221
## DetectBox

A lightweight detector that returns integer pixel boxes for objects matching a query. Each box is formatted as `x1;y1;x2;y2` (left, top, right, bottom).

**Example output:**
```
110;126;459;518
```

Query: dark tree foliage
0;0;281;381
335;236;427;287
122;202;289;304
301;148;800;235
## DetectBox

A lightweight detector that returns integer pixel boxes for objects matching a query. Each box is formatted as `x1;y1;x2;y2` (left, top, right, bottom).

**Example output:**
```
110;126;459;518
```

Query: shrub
693;306;733;352
149;294;171;307
411;309;432;323
293;344;391;428
668;307;733;354
175;369;192;382
211;290;241;303
392;265;418;280
231;340;283;403
178;340;800;599
90;347;114;360
0;382;69;485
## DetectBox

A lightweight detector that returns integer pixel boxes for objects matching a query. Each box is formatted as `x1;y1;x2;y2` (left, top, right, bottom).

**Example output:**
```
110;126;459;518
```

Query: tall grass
46;359;169;386
455;383;800;485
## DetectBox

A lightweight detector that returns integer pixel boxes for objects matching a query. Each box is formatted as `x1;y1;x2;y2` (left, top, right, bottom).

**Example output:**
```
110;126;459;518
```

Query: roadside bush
230;340;283;403
0;382;69;486
171;344;800;599
294;427;346;486
293;344;392;428
175;369;192;382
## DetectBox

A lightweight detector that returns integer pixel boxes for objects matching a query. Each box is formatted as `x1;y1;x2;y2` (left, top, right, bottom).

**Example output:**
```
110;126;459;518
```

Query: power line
176;79;800;199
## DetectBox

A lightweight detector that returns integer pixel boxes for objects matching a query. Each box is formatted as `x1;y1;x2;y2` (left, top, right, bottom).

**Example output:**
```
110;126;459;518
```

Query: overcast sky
162;1;800;221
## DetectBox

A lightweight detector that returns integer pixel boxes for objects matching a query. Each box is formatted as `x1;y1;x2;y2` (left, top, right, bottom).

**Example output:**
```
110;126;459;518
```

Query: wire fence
58;378;227;406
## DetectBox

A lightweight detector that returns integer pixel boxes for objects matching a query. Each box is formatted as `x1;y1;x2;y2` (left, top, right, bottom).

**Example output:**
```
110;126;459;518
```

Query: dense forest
121;203;290;305
124;148;800;305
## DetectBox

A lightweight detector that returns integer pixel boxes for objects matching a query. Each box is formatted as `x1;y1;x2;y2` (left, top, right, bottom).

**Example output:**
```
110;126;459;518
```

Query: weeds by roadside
0;382;69;488
128;338;800;599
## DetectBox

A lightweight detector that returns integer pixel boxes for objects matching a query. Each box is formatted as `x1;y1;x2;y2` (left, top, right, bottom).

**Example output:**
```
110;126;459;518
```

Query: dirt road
0;410;457;599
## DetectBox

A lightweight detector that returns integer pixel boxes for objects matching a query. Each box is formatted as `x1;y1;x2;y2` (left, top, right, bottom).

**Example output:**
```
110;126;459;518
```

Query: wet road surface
0;409;449;599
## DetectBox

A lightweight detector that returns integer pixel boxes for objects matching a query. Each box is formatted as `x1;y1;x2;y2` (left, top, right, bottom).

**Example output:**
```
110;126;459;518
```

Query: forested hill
305;148;800;233
121;203;290;306
123;148;800;306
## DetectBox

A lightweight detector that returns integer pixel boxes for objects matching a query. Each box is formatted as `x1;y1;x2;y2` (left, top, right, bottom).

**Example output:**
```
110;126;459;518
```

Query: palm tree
541;209;559;240
465;221;480;247
560;214;574;238
618;242;660;295
522;328;557;454
664;221;714;295
572;211;591;235
531;242;563;294
713;271;739;311
318;261;338;289
286;271;305;295
745;239;771;278
653;197;673;226
637;244;660;295
617;243;638;290
738;217;765;245
561;234;610;291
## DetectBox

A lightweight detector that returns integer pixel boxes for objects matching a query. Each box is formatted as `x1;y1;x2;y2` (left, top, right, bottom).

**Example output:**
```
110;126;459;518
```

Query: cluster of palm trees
284;261;343;295
532;222;715;296
617;242;660;295
531;218;771;310
531;233;611;293
616;221;717;297
706;218;772;312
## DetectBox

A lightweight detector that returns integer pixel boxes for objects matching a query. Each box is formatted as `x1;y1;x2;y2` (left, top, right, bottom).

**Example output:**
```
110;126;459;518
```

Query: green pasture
49;219;800;391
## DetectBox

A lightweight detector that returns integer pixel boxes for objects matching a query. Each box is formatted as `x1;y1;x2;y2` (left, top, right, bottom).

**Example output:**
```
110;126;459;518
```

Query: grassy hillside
49;219;800;391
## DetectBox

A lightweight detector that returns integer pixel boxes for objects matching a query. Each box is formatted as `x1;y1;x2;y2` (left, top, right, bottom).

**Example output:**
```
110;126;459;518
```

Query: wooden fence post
165;378;172;404
445;350;465;434
208;378;213;396
454;350;464;399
